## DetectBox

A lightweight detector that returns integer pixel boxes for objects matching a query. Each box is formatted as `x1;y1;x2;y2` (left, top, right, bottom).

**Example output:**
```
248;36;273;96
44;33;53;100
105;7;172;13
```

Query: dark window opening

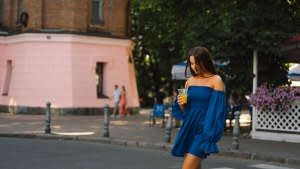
17;0;24;16
91;0;104;24
16;0;26;27
96;62;107;98
0;0;3;26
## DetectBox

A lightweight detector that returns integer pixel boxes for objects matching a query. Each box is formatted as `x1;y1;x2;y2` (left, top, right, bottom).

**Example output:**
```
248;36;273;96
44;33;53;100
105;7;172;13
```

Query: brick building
0;0;140;114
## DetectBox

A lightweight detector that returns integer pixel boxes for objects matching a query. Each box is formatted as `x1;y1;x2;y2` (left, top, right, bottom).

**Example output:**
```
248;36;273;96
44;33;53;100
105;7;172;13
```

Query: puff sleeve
195;91;227;153
171;97;185;120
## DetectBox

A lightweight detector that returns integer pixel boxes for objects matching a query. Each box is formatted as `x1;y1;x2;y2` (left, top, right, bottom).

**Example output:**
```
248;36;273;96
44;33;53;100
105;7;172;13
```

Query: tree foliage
131;0;300;106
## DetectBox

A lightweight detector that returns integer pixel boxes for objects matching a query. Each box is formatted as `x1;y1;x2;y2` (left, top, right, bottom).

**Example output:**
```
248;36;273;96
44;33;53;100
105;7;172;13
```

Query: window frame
90;0;104;25
96;62;107;98
17;0;24;16
0;0;3;25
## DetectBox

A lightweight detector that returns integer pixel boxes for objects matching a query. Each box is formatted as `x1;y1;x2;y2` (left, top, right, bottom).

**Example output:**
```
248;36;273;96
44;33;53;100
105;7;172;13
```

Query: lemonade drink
177;88;188;104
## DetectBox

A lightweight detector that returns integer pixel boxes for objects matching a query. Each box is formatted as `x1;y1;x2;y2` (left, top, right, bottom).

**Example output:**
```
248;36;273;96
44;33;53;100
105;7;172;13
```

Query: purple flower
249;83;300;112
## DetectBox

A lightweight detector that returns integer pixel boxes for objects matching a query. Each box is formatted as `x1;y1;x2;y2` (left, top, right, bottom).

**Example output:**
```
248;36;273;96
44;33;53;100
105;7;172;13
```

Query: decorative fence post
103;104;110;137
232;110;240;150
164;108;173;143
44;101;51;134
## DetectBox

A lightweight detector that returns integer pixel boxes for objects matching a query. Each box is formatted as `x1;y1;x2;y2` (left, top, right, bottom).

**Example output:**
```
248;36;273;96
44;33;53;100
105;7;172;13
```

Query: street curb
0;133;299;166
218;148;300;167
0;133;172;151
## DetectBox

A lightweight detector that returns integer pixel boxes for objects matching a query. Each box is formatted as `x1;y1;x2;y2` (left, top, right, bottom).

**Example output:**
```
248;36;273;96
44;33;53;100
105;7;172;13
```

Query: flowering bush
249;83;300;112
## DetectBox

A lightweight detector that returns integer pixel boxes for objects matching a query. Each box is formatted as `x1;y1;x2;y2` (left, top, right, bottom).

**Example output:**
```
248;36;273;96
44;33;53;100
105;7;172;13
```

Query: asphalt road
0;137;298;169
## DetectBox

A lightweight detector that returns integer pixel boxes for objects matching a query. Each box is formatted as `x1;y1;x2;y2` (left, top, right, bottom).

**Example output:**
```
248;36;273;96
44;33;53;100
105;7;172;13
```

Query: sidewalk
0;109;299;167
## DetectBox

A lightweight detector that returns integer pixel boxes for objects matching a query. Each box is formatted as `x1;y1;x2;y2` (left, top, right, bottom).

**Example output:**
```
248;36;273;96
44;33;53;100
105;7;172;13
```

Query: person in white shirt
111;84;121;118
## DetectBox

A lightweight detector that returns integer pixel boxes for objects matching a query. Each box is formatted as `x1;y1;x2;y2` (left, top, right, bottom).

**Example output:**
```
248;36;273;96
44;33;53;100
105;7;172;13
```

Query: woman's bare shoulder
211;75;225;91
185;77;194;88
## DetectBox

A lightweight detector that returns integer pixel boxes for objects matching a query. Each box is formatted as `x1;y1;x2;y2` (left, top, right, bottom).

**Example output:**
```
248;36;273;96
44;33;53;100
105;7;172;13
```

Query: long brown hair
185;46;217;77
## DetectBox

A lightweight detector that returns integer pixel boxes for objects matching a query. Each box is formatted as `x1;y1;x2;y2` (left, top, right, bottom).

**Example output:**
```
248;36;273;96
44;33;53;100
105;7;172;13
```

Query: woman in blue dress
172;46;227;169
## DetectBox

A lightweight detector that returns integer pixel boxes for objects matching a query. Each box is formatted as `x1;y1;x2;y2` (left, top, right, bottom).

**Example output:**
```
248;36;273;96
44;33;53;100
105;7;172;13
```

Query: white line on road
249;164;295;169
210;168;234;169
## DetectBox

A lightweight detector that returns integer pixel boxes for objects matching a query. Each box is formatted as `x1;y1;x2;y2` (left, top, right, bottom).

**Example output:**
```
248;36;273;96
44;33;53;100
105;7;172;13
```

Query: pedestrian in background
119;85;128;117
155;85;166;105
111;84;121;118
172;46;227;169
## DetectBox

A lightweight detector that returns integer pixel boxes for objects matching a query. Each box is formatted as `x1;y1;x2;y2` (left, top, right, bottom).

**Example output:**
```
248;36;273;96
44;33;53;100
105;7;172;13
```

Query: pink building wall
0;43;5;103
0;33;139;114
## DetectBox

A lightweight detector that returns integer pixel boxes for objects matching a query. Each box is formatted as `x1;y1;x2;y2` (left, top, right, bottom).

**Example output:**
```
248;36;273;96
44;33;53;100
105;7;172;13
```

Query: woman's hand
177;94;187;106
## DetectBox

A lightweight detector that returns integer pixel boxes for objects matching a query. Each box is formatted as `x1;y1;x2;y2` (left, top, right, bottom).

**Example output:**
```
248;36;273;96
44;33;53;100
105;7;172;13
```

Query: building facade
0;0;140;114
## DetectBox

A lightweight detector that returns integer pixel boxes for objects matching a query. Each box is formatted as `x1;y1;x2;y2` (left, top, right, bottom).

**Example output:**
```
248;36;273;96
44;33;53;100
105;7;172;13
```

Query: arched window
91;0;104;24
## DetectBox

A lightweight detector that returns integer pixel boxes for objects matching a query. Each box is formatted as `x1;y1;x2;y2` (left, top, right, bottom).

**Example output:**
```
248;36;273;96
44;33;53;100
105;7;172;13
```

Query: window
0;0;3;25
17;0;24;16
96;62;105;98
2;60;13;96
91;0;104;24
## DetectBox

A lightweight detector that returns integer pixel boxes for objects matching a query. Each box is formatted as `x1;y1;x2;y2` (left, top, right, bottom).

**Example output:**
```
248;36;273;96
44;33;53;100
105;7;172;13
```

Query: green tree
131;0;300;107
224;0;299;98
131;0;185;106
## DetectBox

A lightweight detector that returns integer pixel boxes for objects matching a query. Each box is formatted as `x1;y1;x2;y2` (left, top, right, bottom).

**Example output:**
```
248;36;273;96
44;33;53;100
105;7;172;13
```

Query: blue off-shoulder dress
171;86;227;159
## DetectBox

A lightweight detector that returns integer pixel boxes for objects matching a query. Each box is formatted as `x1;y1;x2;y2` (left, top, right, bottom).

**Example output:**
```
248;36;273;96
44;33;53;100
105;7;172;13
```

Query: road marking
210;168;234;169
249;164;295;169
53;132;95;136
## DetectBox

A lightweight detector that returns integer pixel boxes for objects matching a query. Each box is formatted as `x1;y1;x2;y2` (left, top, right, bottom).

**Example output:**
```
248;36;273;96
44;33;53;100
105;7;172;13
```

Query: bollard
232;110;240;150
103;104;110;137
164;108;173;143
248;105;253;131
44;101;51;134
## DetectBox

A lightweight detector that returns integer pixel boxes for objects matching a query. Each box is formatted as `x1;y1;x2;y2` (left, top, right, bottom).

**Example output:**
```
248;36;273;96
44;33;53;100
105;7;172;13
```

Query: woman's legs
119;104;127;116
182;153;202;169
